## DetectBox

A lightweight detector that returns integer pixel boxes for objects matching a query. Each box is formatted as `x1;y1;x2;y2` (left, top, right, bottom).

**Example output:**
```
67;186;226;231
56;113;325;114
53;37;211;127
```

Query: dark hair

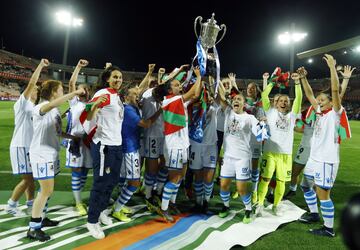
153;82;171;102
37;80;62;103
94;66;121;91
246;82;262;100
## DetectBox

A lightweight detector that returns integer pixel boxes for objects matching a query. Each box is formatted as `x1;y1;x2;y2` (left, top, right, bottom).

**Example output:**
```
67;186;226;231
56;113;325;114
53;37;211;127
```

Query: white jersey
223;107;259;159
263;108;297;155
68;97;86;136
140;88;164;138
216;104;225;132
10;94;35;148
91;88;124;146
29;101;62;163
162;95;190;150
310;107;342;163
300;123;314;148
202;104;218;145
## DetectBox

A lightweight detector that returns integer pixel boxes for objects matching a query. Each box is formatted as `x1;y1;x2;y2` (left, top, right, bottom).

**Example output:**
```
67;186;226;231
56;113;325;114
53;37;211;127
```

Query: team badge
105;167;111;174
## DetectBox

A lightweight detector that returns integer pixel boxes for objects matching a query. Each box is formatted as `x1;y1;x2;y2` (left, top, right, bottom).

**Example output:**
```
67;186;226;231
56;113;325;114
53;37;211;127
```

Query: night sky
1;0;360;78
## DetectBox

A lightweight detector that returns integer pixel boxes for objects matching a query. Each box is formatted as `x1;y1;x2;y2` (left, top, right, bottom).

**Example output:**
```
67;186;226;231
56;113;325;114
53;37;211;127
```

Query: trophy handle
215;24;227;45
194;16;203;39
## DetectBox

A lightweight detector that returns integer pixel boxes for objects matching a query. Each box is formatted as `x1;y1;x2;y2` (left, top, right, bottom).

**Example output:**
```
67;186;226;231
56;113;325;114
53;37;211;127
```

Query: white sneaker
6;206;26;217
99;211;113;225
86;222;105;239
255;205;264;217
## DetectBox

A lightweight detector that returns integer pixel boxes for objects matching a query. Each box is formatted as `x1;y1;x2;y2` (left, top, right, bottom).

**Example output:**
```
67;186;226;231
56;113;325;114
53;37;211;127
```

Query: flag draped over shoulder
188;88;207;143
79;89;113;146
162;95;186;135
305;105;351;144
338;109;351;143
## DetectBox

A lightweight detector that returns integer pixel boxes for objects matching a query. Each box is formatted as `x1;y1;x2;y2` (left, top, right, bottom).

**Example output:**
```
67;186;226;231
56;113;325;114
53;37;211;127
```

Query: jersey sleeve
261;83;274;112
250;115;260;136
291;84;303;114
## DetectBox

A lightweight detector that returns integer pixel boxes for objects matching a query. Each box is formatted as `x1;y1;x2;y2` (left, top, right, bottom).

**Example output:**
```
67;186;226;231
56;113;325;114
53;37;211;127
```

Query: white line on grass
0;171;93;177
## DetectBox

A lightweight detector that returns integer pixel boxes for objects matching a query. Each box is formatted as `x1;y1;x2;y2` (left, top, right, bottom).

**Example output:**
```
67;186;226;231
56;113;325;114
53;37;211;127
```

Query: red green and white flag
79;88;114;146
305;106;351;144
162;95;186;135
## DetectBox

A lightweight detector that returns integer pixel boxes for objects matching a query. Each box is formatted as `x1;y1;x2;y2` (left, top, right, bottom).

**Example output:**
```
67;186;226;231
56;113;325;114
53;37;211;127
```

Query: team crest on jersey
226;117;245;136
275;114;290;132
314;117;322;137
105;167;111;174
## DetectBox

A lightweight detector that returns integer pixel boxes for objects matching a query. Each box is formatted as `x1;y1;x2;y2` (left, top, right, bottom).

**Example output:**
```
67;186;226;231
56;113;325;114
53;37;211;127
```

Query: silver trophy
194;13;226;50
193;13;226;98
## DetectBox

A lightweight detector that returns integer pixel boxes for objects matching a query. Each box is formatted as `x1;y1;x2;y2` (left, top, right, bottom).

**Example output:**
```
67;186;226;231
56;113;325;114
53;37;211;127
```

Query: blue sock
303;189;318;214
251;169;260;192
72;171;82;204
220;190;230;207
156;168;168;195
320;199;334;228
204;181;214;202
241;193;252;211
161;181;176;211
115;185;137;212
144;173;156;199
194;181;204;205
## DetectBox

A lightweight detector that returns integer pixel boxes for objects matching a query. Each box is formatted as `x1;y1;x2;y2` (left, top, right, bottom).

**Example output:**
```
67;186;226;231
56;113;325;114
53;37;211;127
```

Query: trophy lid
207;13;217;25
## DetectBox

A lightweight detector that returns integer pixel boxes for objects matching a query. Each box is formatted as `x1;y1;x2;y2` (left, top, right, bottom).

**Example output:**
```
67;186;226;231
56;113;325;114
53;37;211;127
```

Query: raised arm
262;72;269;91
40;88;85;114
182;66;201;102
86;95;108;121
217;80;229;110
69;59;89;92
261;80;274;112
339;65;355;100
158;67;166;84
23;59;49;99
165;64;189;83
297;67;318;110
138;64;155;94
228;73;239;92
291;73;303;114
323;54;341;112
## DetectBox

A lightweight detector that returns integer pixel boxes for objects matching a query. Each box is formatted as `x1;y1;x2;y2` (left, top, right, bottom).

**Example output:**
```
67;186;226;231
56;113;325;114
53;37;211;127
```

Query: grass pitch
0;100;359;249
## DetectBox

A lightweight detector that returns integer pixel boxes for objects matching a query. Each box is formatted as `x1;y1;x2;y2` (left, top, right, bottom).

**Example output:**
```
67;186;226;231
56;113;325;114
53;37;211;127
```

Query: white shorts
164;147;188;170
294;144;311;165
221;156;251;181
304;158;339;189
142;136;164;159
65;142;92;168
31;159;60;180
189;143;217;170
10;147;32;174
250;142;262;159
120;151;141;180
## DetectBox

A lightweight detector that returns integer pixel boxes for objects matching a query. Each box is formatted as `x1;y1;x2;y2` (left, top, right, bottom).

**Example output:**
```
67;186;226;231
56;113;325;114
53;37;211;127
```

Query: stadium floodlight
307;58;313;64
54;10;84;74
355;45;360;53
55;10;83;28
72;18;83;27
278;25;308;74
278;32;307;44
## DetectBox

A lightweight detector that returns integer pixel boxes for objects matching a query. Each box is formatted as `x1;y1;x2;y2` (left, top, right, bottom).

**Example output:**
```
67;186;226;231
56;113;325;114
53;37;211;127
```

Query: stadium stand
1;49;360;118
